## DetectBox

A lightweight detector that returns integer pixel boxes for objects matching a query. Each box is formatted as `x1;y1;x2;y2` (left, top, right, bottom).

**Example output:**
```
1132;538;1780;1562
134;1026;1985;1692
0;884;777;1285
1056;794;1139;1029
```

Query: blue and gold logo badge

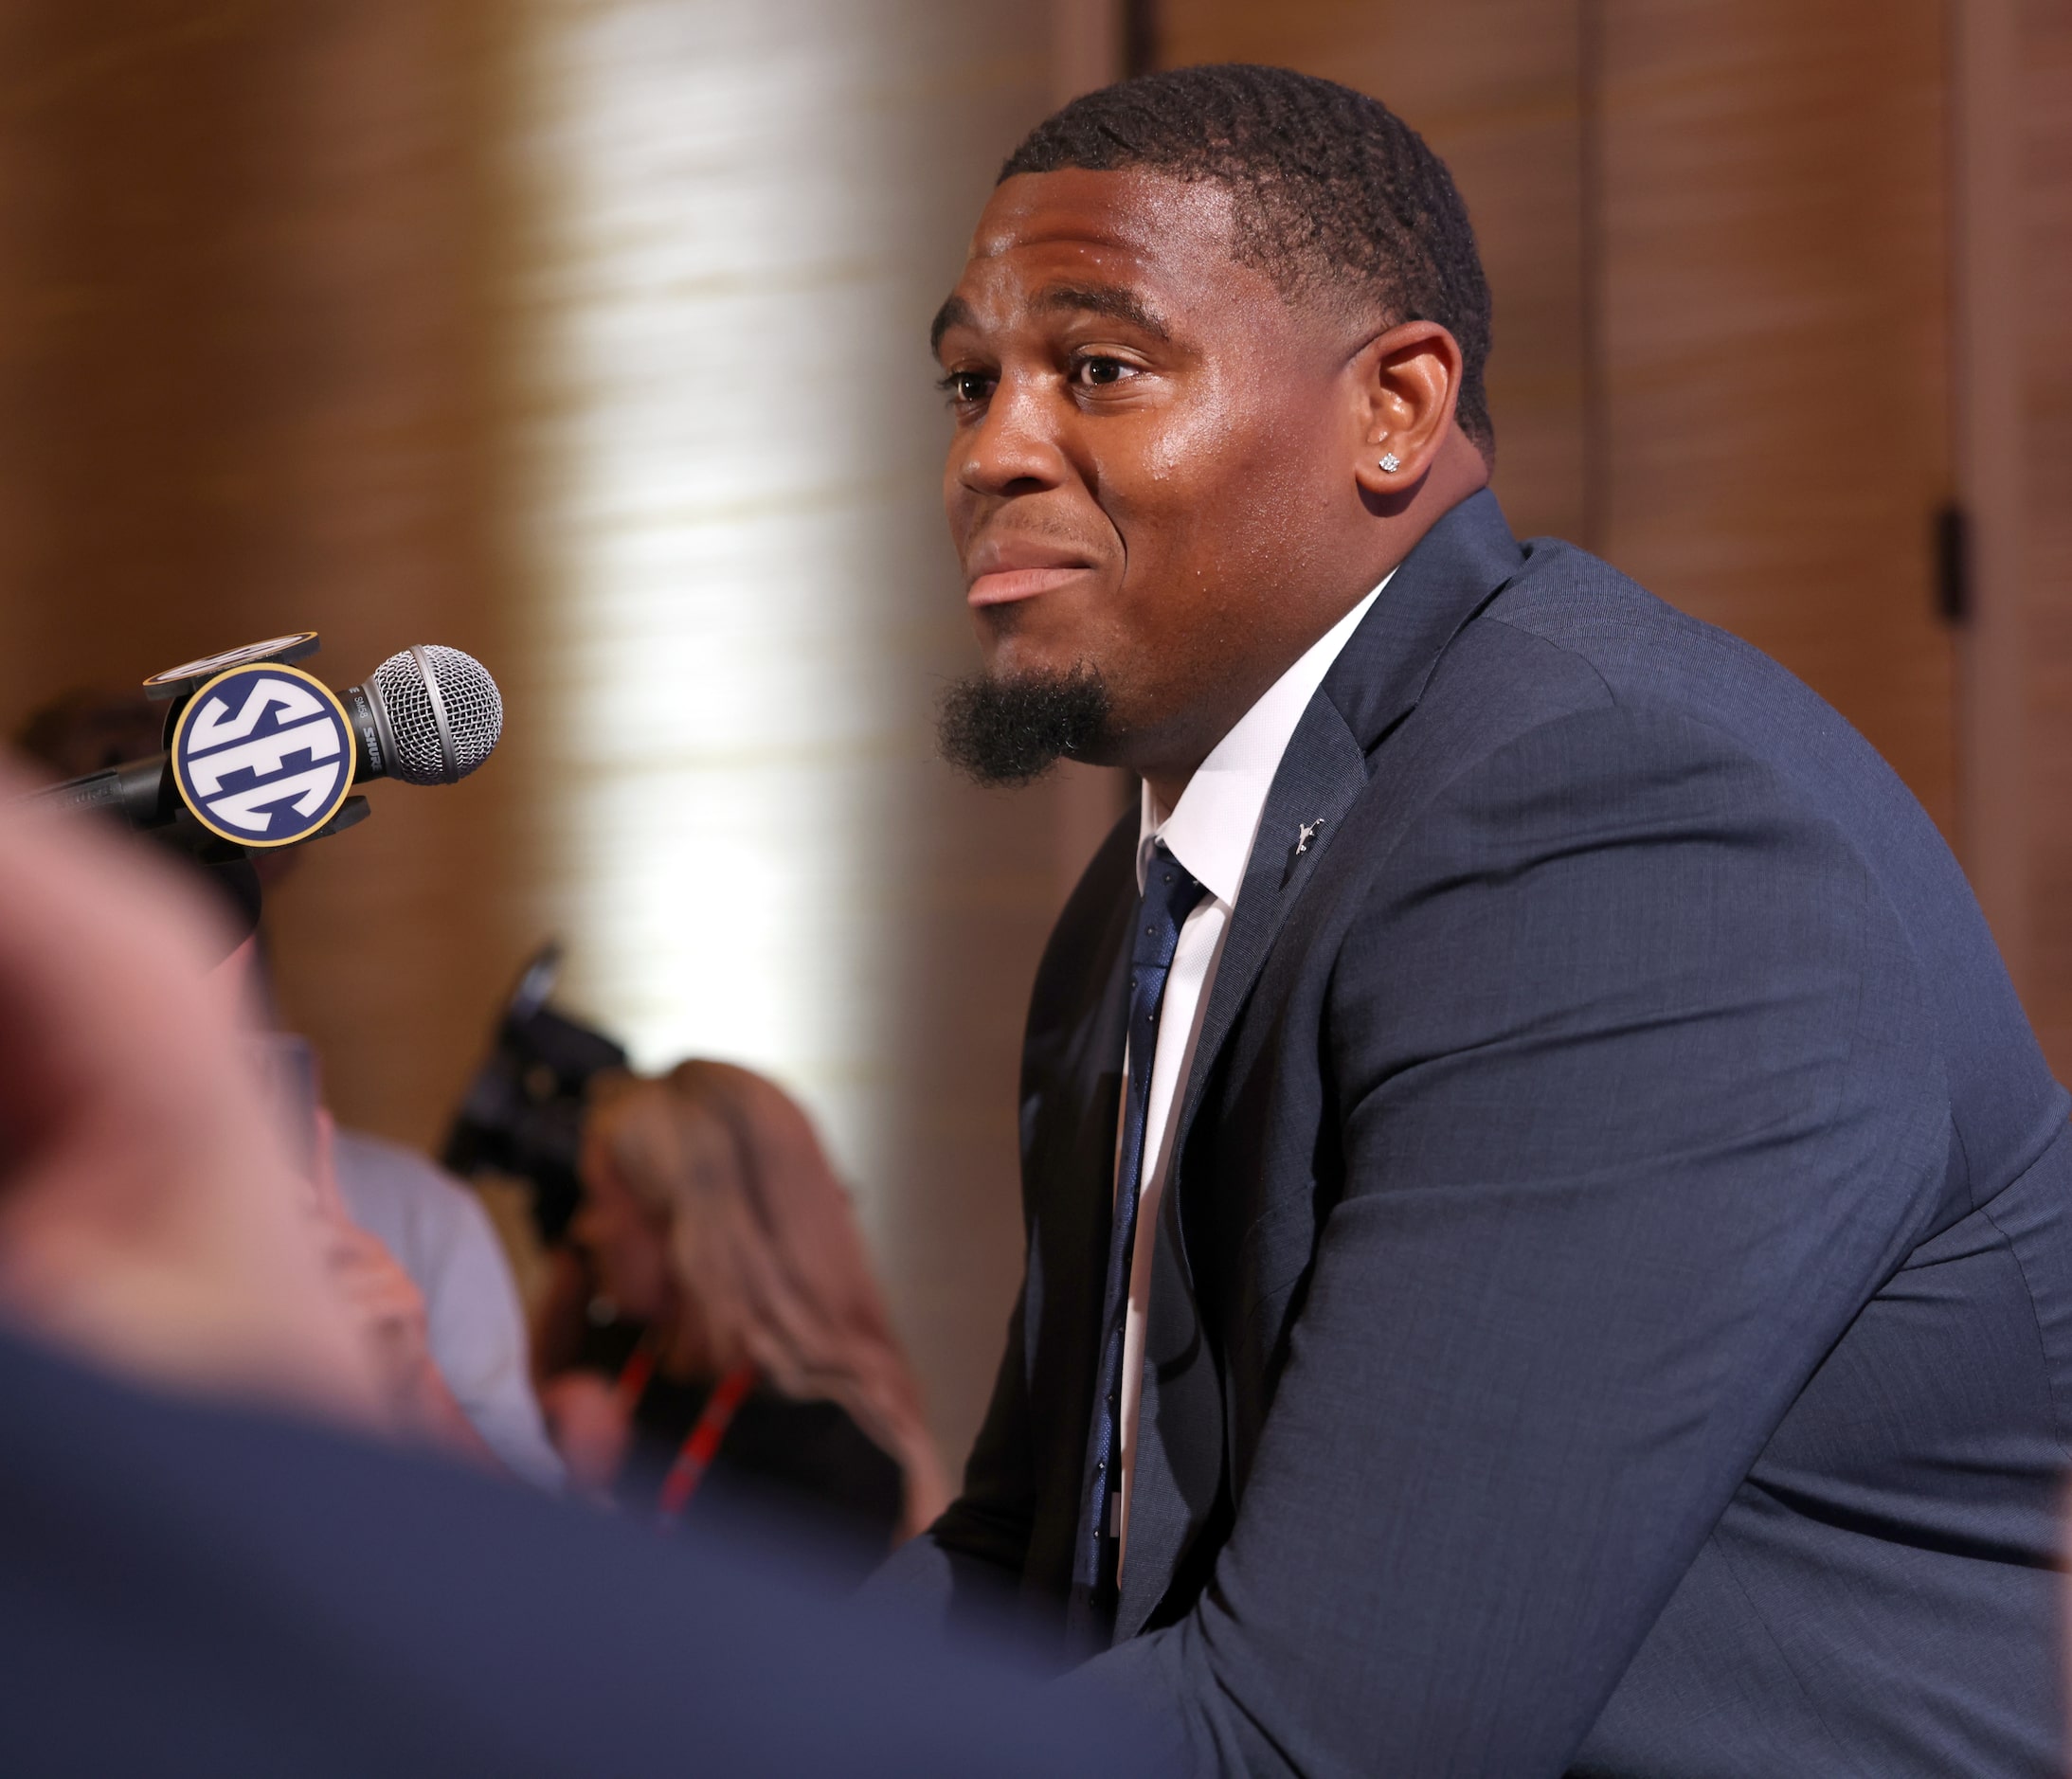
170;663;354;847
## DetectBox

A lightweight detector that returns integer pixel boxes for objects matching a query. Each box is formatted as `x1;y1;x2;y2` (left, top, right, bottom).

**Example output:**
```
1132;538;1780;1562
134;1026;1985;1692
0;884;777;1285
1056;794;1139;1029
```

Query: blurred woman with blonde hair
548;1061;948;1557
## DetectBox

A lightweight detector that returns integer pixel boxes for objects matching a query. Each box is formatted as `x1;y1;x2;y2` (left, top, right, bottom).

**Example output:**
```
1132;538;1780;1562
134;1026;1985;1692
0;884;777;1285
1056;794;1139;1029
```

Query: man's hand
539;1369;634;1499
309;1110;506;1470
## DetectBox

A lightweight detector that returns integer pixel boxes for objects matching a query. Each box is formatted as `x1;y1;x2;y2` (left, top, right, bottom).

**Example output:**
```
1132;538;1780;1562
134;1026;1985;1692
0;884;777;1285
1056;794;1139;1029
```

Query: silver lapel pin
1295;818;1324;855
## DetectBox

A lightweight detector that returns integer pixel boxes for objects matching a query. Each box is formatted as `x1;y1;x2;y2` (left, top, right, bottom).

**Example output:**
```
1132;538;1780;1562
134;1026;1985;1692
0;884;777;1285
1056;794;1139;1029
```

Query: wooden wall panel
0;1;531;1151
1599;0;1955;836
2012;0;2072;1065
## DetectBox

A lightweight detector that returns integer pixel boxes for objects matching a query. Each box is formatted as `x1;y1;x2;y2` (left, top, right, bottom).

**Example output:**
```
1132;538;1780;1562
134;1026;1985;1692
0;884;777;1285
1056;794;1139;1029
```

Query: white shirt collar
1138;571;1393;903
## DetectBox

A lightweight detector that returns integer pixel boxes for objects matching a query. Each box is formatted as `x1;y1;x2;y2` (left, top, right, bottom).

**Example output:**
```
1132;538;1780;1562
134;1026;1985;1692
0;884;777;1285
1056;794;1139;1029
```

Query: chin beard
936;663;1115;787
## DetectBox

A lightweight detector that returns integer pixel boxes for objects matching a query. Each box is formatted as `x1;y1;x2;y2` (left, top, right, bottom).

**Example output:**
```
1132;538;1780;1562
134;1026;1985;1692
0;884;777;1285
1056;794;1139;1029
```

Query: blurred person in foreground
16;686;562;1489
0;761;1172;1776
545;1064;947;1568
876;63;2072;1775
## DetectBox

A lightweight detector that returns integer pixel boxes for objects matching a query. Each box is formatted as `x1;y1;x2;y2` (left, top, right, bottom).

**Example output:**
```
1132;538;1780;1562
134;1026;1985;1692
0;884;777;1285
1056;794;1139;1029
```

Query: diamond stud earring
1378;452;1401;473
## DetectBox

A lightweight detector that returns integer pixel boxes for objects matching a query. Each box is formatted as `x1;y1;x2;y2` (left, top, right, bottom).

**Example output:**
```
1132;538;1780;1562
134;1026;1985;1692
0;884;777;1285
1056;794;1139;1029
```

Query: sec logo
171;663;355;847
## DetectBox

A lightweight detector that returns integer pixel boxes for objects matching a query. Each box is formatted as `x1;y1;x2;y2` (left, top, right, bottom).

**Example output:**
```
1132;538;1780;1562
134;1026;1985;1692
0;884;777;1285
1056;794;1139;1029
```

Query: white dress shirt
1114;573;1391;1568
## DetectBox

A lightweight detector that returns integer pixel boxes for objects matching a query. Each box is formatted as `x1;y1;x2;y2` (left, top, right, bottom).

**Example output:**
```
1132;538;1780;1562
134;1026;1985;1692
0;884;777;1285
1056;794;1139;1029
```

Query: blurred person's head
0;755;381;1424
14;686;269;956
932;63;1493;799
15;686;165;779
579;1061;948;1535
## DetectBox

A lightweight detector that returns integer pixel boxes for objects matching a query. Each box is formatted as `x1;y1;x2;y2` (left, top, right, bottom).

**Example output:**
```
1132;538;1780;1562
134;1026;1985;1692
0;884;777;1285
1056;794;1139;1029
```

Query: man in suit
884;63;2072;1775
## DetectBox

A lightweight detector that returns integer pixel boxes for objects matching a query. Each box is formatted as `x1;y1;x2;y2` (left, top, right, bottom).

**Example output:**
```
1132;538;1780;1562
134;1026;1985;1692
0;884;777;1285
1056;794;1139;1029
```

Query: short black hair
1000;63;1494;456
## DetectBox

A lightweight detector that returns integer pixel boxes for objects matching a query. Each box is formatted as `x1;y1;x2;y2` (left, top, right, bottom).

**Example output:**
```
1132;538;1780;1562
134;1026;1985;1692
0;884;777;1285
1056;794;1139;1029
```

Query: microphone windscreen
369;645;503;784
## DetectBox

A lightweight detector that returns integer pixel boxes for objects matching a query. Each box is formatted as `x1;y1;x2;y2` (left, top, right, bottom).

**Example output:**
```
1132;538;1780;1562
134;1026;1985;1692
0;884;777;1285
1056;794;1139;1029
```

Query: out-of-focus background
0;0;2063;1471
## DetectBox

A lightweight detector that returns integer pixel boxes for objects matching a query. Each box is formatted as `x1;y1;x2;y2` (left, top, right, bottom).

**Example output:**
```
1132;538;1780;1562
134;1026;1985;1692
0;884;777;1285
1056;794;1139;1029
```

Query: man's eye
1073;356;1134;388
939;370;991;404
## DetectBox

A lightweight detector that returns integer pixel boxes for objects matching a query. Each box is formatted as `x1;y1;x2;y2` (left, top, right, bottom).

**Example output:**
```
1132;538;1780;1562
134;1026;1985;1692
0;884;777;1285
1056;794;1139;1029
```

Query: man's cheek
942;480;976;549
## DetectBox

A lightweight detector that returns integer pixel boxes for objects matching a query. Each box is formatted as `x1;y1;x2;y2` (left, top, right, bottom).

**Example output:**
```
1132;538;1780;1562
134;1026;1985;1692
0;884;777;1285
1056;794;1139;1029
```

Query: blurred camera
441;943;628;1244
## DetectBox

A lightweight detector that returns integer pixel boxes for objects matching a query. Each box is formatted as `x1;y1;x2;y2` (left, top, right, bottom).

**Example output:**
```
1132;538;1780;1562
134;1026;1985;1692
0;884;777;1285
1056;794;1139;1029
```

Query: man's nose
957;372;1066;499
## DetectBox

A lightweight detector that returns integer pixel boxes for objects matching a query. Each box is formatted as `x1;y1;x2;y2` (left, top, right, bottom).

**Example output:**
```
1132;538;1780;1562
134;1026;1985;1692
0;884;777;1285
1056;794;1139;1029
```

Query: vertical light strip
511;2;932;1180
507;1;1072;1458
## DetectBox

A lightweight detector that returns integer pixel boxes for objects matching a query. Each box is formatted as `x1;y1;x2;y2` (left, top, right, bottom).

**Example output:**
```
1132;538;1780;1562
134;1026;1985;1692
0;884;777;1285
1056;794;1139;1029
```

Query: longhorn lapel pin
1295;818;1324;856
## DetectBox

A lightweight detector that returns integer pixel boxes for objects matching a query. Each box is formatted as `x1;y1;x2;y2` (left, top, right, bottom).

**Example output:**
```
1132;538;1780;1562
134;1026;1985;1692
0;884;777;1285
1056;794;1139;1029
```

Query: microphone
337;645;505;789
31;644;504;848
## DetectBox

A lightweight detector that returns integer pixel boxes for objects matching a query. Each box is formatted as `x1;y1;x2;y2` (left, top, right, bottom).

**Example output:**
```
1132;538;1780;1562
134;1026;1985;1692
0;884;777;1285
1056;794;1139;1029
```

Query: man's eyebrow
1031;282;1172;341
928;282;1175;357
929;296;974;357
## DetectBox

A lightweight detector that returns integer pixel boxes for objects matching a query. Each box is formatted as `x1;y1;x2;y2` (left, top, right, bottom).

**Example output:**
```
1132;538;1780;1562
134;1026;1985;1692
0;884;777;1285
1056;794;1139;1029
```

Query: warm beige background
0;0;2063;1468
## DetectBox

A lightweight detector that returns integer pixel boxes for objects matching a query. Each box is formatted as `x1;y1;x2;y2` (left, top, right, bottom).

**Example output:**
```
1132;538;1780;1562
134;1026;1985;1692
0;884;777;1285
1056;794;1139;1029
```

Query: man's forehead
932;169;1243;350
967;165;1234;264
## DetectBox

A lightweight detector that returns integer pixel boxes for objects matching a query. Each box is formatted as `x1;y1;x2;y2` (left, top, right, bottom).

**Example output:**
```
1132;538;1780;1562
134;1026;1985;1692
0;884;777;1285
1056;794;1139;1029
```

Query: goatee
936;663;1114;787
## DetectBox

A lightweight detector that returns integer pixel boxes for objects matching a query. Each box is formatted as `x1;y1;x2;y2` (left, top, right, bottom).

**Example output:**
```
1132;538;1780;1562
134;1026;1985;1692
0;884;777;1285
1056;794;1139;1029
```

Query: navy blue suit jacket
881;492;2072;1775
0;1325;1170;1775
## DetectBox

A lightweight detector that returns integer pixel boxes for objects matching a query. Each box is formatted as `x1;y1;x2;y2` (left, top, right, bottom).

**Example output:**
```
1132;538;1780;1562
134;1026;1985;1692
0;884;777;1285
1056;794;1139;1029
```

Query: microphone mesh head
369;645;504;784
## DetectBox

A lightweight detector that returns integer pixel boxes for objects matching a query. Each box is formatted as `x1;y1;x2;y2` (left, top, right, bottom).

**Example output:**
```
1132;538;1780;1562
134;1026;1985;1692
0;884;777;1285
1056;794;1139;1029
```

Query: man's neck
1140;571;1395;818
1137;601;1366;809
1137;443;1489;809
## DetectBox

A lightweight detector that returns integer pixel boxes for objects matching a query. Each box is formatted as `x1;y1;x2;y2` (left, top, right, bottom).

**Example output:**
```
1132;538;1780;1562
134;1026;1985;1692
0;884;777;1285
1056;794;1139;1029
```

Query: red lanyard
656;1363;756;1525
613;1340;658;1415
615;1341;757;1527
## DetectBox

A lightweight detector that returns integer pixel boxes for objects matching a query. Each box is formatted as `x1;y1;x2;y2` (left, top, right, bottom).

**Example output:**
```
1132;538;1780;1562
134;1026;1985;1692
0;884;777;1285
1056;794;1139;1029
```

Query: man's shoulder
1430;536;1914;821
1473;536;1816;722
1342;533;2044;1122
1338;533;1986;1008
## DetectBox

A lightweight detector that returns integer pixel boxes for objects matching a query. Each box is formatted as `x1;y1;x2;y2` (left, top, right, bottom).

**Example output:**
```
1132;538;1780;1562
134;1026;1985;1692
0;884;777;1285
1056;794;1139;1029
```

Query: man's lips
967;566;1092;607
964;541;1098;608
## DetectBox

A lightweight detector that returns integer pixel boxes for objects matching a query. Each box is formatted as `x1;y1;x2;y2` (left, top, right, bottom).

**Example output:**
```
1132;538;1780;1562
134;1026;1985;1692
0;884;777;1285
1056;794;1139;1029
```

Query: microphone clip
140;632;323;708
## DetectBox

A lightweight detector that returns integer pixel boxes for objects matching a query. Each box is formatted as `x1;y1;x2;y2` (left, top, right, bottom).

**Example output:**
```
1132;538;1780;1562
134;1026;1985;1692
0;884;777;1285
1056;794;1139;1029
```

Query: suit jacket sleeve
872;807;1140;1632
866;1278;1038;1622
1092;697;1953;1775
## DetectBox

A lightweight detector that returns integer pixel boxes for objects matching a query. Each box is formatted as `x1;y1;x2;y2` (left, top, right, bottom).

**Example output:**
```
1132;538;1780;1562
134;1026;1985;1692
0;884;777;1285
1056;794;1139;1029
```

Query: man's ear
1348;320;1464;499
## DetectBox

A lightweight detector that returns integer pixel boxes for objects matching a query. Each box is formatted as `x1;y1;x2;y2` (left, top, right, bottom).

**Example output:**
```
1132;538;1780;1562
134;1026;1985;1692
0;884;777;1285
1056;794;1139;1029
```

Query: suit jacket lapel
1115;490;1525;1640
1115;692;1367;1640
1173;488;1525;1161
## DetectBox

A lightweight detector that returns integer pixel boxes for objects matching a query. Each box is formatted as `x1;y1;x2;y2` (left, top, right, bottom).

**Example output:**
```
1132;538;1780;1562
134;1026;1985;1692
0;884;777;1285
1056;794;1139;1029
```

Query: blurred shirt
333;1129;564;1491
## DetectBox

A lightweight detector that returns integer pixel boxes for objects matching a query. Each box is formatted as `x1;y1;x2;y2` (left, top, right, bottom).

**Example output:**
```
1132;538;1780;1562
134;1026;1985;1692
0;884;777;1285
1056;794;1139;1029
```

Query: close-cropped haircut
1000;63;1495;457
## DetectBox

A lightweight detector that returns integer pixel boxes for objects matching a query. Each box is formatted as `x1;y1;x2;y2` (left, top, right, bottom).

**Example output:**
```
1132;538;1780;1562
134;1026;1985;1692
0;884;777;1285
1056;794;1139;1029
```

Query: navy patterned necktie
1071;838;1209;1627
